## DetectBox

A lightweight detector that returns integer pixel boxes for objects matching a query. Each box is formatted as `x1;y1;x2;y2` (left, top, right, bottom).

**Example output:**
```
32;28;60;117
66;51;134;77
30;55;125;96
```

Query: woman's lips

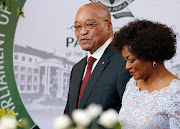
130;72;135;76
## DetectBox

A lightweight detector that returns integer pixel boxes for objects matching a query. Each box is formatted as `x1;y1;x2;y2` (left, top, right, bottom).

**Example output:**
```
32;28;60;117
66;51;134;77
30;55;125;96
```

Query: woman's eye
130;60;135;63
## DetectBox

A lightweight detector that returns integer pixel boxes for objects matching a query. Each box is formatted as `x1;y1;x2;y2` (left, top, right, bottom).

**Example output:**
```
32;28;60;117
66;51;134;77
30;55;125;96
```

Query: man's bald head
77;2;111;22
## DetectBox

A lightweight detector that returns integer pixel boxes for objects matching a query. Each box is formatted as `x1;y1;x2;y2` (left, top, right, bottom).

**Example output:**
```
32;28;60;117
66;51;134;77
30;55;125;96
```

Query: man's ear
108;21;112;30
107;21;113;35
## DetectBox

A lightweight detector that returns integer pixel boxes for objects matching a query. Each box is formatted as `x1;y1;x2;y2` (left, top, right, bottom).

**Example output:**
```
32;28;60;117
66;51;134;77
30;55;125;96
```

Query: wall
0;0;180;129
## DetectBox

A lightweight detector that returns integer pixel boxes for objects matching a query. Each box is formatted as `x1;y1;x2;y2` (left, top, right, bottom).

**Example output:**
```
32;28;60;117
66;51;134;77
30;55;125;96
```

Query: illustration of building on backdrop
13;44;74;101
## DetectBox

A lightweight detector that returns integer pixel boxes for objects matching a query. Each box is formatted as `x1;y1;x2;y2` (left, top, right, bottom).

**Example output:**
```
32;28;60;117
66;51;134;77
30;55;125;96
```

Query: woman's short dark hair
112;19;177;62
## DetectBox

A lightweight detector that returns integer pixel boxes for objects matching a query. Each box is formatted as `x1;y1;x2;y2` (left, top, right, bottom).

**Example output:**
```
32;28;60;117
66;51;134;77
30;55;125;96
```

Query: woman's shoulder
170;78;180;88
166;80;180;110
167;79;180;102
161;78;180;96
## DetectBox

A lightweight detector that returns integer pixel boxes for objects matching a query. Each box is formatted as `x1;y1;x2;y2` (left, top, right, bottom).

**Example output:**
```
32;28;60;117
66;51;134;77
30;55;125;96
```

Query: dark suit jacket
64;45;131;116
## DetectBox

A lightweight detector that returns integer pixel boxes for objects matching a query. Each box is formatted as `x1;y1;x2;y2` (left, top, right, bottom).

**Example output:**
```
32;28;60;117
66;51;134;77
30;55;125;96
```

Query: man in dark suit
64;2;131;116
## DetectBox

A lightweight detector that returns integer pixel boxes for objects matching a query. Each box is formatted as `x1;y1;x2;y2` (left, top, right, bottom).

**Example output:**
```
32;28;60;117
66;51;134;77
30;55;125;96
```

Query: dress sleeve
166;89;180;129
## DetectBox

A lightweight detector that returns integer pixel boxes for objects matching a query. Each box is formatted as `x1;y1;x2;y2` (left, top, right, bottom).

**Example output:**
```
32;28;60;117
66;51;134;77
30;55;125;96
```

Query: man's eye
86;23;95;27
75;25;81;29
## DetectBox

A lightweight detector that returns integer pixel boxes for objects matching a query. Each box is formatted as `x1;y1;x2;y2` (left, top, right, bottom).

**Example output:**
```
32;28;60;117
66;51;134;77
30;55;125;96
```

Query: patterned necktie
78;56;97;107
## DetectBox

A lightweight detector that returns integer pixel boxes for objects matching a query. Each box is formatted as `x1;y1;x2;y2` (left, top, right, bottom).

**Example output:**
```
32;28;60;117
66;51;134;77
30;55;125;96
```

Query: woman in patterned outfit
112;19;180;129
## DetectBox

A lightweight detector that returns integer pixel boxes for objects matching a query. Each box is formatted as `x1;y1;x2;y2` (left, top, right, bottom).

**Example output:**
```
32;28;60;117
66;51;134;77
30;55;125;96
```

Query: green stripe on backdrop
0;0;36;129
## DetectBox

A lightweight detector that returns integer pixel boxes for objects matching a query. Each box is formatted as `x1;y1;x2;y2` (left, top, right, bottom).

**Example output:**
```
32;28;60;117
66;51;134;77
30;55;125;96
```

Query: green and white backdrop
0;0;180;129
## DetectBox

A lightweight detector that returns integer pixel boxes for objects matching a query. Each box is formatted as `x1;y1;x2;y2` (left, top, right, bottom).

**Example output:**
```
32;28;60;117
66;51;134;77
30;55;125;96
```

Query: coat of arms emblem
89;0;135;19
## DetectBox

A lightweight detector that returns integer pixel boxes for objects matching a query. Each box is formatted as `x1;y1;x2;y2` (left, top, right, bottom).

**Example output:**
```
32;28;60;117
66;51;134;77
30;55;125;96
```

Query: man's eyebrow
75;19;96;24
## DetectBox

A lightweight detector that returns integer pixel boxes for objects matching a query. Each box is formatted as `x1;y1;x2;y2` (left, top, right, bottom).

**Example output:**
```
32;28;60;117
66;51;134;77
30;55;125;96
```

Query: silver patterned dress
119;77;180;129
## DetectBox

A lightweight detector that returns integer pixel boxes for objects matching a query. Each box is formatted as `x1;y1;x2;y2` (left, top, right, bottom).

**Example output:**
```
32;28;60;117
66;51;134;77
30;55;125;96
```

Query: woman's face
122;46;154;81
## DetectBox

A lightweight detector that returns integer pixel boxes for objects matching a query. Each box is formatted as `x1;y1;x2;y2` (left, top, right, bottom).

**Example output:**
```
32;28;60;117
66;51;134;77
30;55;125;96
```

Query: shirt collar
87;37;113;60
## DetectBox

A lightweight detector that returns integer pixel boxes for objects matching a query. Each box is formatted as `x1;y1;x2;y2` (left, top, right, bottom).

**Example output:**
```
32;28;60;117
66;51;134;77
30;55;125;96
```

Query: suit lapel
70;57;87;110
79;46;114;108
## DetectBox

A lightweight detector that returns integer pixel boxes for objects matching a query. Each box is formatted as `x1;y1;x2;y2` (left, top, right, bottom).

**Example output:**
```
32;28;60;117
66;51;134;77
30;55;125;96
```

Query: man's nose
80;26;88;35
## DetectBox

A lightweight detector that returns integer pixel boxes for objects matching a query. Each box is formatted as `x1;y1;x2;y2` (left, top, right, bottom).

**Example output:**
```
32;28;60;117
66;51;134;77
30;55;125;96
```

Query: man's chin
80;45;91;51
81;48;91;51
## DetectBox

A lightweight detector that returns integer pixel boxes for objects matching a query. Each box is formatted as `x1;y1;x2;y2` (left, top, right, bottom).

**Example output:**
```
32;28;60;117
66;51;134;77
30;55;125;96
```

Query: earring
153;61;157;67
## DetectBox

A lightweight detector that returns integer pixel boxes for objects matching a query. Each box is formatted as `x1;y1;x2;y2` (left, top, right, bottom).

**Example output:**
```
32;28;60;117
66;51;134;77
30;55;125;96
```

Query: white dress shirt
82;37;113;79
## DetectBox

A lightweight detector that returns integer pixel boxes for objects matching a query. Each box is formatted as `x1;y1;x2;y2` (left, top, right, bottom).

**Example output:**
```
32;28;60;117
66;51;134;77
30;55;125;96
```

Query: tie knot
88;56;96;66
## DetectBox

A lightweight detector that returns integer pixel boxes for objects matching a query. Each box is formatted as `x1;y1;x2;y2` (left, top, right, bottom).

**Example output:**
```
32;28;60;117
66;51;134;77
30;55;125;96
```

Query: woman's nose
126;62;131;69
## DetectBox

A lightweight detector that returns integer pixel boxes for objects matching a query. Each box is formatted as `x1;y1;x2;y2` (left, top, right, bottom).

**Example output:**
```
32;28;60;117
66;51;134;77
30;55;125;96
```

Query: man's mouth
79;38;90;43
80;38;90;41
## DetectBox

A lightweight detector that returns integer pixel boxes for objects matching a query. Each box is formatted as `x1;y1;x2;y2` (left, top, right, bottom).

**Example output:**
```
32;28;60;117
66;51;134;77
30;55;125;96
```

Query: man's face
75;7;111;54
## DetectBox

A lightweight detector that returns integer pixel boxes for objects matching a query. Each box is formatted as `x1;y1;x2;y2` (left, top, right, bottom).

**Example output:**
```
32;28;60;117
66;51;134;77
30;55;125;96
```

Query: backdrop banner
0;0;180;129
